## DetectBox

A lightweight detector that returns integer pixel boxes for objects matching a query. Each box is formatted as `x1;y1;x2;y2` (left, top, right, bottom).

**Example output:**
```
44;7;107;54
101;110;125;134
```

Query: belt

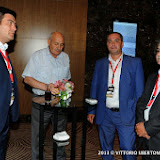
109;108;119;112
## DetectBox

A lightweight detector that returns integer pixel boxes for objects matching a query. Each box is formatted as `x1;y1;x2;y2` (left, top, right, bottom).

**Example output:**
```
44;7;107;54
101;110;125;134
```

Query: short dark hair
154;39;160;55
107;32;123;42
0;7;16;23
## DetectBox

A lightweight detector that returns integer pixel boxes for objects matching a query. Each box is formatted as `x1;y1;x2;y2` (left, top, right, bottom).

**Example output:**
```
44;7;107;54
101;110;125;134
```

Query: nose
12;23;17;31
57;44;62;50
111;41;116;45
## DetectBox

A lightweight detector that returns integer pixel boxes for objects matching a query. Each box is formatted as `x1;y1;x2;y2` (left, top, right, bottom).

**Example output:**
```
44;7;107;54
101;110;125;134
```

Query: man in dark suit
136;39;160;160
87;32;144;160
0;7;19;159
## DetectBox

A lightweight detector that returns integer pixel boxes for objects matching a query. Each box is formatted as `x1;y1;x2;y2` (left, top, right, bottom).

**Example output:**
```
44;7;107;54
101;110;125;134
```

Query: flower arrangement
53;79;74;100
59;98;71;107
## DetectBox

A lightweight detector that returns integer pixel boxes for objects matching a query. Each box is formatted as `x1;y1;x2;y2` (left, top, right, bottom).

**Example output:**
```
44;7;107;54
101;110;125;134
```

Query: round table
32;95;87;160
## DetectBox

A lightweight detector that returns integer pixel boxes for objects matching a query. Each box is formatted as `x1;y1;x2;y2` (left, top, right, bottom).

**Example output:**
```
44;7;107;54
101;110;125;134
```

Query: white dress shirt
0;42;9;67
106;53;123;108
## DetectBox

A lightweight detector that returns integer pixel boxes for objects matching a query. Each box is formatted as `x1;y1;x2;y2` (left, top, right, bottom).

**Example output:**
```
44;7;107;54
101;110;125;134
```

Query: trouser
98;107;136;160
32;102;67;160
0;118;9;160
141;139;160;160
142;139;152;160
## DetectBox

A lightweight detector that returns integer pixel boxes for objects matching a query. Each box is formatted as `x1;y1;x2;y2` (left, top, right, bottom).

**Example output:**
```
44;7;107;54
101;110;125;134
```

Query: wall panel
0;0;88;114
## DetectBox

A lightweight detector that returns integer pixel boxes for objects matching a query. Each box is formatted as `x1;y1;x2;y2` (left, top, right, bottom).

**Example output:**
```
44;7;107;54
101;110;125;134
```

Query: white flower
63;96;67;100
65;82;71;88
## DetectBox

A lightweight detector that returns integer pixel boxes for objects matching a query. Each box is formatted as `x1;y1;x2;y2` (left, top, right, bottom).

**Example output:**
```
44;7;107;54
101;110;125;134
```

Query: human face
0;13;16;44
48;33;64;58
107;33;124;57
156;43;160;65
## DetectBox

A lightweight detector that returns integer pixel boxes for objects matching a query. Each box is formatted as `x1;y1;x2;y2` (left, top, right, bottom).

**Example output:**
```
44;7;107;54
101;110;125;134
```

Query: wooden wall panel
0;0;88;114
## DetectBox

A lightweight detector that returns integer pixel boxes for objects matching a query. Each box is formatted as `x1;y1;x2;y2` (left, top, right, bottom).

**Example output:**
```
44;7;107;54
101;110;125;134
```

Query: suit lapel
119;55;130;96
150;73;159;111
104;57;109;84
150;73;158;93
0;52;16;83
120;55;129;82
101;57;109;95
0;52;9;72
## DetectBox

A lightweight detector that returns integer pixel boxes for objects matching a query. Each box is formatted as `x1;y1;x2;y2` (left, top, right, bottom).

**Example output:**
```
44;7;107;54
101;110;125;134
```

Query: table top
32;95;84;108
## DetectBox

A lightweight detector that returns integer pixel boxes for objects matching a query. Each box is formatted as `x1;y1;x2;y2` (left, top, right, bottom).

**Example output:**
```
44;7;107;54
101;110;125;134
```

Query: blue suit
89;54;144;160
0;53;19;159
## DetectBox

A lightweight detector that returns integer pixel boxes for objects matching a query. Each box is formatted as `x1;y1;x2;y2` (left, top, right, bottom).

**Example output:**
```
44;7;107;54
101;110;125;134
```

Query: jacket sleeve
135;59;144;101
88;62;99;115
144;118;160;137
136;74;155;124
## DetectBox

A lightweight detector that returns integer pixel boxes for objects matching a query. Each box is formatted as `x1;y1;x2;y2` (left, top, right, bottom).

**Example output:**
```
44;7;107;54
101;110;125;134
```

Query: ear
122;41;124;48
48;39;50;46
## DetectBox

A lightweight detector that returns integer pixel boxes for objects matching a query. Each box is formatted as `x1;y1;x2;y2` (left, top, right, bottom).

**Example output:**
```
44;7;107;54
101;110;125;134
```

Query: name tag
144;108;150;121
106;86;114;98
10;87;15;106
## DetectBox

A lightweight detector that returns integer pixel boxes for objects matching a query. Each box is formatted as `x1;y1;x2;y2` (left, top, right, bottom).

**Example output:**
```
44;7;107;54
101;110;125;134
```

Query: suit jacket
0;53;19;134
88;54;144;125
136;72;160;152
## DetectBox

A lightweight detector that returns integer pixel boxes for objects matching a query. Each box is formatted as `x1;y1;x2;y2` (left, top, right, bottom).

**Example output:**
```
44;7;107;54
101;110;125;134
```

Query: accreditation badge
106;85;114;98
144;108;150;121
10;87;15;106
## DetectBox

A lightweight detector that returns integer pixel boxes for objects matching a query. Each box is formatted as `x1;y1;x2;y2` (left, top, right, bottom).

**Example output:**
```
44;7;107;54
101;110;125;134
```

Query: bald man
22;32;71;160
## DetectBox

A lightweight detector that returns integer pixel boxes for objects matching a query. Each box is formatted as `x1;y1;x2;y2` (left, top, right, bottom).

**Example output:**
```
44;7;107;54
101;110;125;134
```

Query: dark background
85;0;160;97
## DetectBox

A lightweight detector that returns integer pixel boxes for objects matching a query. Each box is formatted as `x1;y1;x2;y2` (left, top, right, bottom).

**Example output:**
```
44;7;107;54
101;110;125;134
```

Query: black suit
136;72;160;160
0;53;19;160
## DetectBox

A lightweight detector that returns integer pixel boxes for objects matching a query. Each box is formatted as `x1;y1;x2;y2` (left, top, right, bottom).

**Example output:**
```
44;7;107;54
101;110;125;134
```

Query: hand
144;134;150;140
50;97;59;106
135;122;150;140
87;114;95;124
48;83;60;95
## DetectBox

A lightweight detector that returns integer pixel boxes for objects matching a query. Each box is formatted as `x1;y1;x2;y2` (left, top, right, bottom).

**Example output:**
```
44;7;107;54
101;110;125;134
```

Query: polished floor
6;122;142;160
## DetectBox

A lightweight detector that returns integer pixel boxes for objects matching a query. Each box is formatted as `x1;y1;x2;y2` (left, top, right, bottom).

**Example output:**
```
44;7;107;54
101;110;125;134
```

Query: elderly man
0;7;19;159
22;32;71;160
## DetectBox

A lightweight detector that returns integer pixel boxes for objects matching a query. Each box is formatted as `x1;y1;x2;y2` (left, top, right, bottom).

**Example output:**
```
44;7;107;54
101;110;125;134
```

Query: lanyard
0;49;14;82
109;58;122;85
147;75;159;107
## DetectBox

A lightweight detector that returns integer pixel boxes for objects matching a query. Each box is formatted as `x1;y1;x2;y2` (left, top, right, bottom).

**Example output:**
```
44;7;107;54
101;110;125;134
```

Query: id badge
106;86;114;98
10;92;15;106
144;108;150;121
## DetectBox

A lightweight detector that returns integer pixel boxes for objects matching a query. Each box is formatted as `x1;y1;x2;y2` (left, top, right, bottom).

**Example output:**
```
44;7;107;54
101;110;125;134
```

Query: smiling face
0;13;17;44
107;33;124;60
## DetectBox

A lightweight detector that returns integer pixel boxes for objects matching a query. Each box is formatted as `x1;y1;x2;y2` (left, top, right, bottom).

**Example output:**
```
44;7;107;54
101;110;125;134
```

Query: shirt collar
0;42;8;51
47;47;62;59
109;52;123;63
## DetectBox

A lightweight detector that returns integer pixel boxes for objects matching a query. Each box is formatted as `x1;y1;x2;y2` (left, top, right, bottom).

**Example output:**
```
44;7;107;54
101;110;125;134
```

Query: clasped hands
135;122;150;140
47;83;60;95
